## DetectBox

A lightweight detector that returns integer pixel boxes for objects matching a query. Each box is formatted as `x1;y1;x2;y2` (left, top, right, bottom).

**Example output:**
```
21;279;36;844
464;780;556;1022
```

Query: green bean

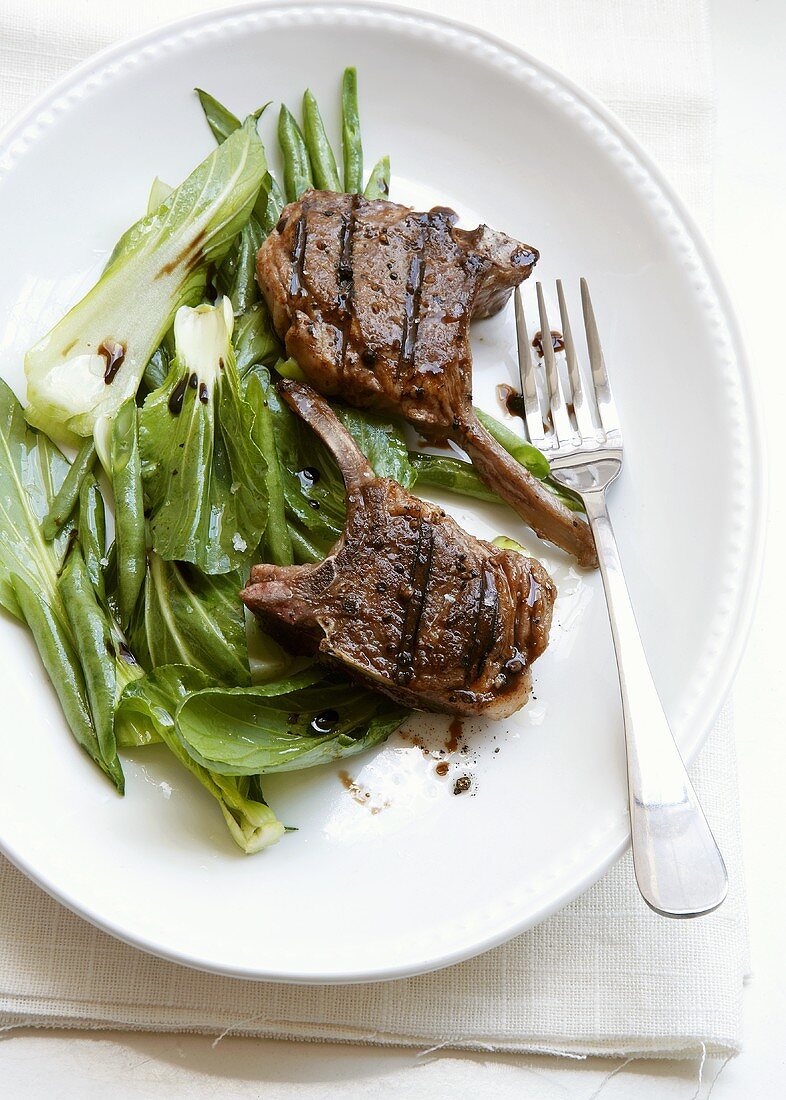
410;452;499;502
545;476;585;512
245;373;293;566
236;218;264;312
234;302;282;376
10;573;118;788
302;90;341;191
41;439;96;541
110;399;146;628
58;545;124;791
279;105;314;202
194;91;276;297
474;408;550;480
254;172;285;235
196;89;242;144
197;92;283;233
473;409;583;508
341;67;363;193
363;155;390;199
77;475;107;603
197;91;270;145
219;216;264;313
412;448;583;514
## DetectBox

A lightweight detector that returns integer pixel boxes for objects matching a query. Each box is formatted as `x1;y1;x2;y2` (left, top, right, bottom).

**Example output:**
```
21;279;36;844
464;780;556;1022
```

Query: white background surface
0;0;783;1095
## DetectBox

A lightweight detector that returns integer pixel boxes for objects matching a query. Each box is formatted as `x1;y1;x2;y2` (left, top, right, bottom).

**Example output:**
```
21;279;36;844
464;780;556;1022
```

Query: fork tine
536;282;574;445
556;280;596;440
514;287;548;450
580;277;620;434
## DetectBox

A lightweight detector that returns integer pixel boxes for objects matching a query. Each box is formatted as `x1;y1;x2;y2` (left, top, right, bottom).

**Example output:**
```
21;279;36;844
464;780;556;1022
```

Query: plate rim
0;0;767;984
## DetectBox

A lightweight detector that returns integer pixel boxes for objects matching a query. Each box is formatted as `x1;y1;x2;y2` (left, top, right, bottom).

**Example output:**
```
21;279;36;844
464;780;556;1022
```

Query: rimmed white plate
0;2;764;982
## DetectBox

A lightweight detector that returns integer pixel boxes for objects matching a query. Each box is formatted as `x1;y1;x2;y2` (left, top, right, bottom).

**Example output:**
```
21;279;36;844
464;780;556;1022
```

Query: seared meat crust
241;382;556;719
257;191;596;567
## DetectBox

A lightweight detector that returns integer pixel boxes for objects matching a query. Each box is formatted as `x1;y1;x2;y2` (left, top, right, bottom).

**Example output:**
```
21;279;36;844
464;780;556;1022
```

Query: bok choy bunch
25;118;267;445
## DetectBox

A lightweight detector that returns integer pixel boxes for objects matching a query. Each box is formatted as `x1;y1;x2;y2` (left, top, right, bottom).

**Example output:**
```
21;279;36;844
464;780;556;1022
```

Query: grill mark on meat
397;213;430;381
395;520;435;685
288;216;309;300
478;568;500;675
334;194;359;377
466;567;499;681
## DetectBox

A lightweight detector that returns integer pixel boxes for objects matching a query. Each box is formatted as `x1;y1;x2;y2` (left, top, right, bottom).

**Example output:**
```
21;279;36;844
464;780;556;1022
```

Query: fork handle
582;490;728;917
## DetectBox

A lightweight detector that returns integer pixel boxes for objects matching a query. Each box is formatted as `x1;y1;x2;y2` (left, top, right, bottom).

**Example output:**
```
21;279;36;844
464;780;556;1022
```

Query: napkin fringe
0;1004;742;1060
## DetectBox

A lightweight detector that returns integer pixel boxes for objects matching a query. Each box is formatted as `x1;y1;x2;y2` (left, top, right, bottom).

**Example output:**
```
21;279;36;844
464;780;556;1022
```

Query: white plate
0;3;764;983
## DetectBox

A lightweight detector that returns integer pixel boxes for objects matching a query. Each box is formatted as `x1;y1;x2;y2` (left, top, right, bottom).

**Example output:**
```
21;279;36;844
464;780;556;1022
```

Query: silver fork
514;279;728;918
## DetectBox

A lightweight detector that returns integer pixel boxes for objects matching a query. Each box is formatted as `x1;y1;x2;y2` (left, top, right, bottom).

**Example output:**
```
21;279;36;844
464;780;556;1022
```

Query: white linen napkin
0;0;747;1059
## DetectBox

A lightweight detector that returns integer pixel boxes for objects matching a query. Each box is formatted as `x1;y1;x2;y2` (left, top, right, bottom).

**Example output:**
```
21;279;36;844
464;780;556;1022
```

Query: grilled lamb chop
257;190;597;568
241;381;556;719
